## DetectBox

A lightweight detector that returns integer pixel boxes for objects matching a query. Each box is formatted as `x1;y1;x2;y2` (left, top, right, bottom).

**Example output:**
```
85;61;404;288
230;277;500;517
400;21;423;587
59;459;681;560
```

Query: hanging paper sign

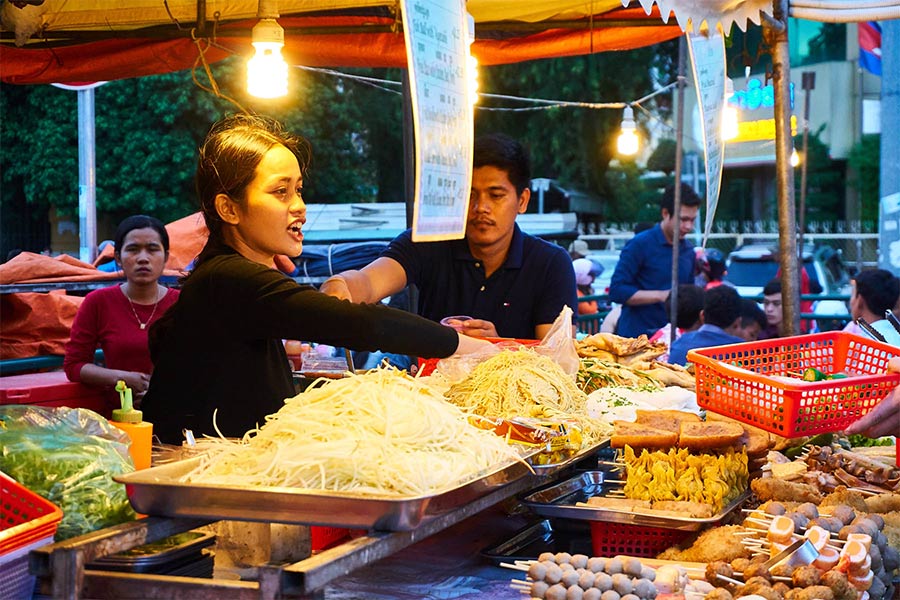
400;0;474;241
687;28;726;247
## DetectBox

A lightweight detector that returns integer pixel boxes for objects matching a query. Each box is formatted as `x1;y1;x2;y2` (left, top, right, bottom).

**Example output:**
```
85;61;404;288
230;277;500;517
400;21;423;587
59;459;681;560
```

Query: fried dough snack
751;477;823;504
576;332;667;362
864;492;900;514
656;525;749;563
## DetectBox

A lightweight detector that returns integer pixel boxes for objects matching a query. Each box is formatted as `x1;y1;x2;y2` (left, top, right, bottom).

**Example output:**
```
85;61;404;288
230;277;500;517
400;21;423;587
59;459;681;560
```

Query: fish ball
560;562;576;572
764;502;786;516
593;572;613;592
545;564;564;585
587;557;607;573
545;583;568;600
786;511;809;531
611;573;633;595
796;502;819;520
640;567;655;581
529;562;548;582
600;591;621;600
578;571;596;590
555;552;574;565
566;585;584;600
867;514;884;530
561;570;581;588
571;554;590;570
632;577;655;599
606;557;624;574
583;589;602;600
623;557;644;577
539;552;557;563
531;581;550;598
620;595;640;600
830;505;855;525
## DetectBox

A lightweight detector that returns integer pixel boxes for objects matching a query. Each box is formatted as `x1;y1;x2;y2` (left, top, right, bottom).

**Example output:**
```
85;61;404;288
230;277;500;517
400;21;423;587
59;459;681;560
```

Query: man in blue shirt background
669;285;745;365
609;183;701;339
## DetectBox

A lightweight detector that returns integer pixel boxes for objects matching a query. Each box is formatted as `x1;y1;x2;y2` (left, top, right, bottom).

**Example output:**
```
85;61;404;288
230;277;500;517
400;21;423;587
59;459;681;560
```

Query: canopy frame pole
669;34;687;347
766;0;800;335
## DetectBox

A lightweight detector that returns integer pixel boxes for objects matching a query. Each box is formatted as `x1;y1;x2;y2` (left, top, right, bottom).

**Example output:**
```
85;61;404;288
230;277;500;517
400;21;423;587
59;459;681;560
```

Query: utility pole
766;0;800;335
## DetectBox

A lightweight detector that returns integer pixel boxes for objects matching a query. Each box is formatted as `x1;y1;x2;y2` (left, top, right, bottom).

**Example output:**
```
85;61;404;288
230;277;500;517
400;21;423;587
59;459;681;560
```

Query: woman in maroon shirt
64;215;179;409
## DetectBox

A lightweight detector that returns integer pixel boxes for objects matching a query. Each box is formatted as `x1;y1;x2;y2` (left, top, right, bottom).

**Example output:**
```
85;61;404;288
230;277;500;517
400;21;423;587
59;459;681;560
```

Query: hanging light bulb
721;78;739;141
247;18;288;98
468;54;479;105
791;149;801;167
617;106;639;156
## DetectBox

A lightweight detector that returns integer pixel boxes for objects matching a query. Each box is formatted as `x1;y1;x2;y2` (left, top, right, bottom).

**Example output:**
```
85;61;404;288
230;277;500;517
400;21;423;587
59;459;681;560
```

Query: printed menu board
401;0;474;241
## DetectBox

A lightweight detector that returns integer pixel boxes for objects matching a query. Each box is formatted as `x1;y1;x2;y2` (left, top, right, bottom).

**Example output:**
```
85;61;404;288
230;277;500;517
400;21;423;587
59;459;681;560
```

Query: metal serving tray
522;471;749;531
480;519;593;565
115;454;534;531
529;438;610;476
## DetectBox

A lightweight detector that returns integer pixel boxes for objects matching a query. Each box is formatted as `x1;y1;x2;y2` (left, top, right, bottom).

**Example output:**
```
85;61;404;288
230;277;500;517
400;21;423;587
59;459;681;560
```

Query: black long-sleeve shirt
143;247;458;443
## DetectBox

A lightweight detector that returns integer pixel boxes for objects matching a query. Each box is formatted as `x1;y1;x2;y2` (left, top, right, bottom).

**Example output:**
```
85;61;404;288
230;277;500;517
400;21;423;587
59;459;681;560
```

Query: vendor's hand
456;318;498;339
844;385;900;438
119;371;151;404
320;276;352;301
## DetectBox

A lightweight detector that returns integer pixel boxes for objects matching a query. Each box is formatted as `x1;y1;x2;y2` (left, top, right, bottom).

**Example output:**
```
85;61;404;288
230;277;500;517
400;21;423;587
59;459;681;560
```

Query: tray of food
522;471;749;531
116;453;535;532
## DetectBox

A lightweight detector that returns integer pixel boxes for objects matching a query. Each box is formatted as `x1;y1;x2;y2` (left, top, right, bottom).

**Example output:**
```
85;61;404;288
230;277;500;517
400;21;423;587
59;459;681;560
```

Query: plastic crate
310;526;365;552
590;522;692;558
1;473;63;599
688;332;900;438
417;337;541;376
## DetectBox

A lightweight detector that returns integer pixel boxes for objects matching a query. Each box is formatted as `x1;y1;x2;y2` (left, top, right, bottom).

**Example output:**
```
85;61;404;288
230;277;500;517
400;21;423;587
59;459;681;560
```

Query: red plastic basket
310;526;366;552
1;472;63;598
688;332;900;438
590;522;692;558
417;337;540;376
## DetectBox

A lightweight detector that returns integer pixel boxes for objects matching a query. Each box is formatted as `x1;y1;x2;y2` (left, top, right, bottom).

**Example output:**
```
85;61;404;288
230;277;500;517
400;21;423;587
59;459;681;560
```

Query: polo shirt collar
452;223;525;269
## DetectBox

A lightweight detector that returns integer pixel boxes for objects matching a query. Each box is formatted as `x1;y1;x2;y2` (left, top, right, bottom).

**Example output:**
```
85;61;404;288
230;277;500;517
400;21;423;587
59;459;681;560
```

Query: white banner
401;0;474;241
687;29;726;247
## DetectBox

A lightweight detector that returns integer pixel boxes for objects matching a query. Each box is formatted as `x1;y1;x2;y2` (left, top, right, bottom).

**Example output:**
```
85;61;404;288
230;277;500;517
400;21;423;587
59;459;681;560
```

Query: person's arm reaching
844;356;900;438
319;256;408;303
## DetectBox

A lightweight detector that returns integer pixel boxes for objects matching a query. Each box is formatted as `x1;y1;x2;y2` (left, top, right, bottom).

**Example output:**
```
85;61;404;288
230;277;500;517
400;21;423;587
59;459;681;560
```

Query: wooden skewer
717;573;745;586
501;562;530;572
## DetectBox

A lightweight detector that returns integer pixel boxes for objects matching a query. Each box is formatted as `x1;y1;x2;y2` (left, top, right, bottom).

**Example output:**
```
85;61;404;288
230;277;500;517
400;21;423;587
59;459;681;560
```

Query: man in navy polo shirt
609;183;700;339
320;134;576;340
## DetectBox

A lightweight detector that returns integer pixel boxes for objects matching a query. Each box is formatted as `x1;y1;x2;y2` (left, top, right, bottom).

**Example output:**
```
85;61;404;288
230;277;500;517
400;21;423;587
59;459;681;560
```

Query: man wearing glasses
609;183;701;339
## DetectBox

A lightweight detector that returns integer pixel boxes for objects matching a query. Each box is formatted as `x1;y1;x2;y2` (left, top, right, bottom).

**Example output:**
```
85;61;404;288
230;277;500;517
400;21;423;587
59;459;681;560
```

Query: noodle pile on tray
444;349;612;443
180;367;526;495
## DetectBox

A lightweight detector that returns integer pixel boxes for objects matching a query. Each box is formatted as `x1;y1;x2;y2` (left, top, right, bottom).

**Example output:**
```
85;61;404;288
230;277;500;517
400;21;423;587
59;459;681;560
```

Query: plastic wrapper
0;405;137;540
535;305;580;377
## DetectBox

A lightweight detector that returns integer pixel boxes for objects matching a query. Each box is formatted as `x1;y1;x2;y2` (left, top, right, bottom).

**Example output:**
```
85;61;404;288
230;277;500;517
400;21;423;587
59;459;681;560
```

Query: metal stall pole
765;0;800;335
669;34;687;347
798;72;815;261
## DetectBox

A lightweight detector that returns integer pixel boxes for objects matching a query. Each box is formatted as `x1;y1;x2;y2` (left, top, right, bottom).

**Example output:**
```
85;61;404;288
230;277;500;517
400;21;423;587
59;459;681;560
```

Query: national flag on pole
859;21;882;76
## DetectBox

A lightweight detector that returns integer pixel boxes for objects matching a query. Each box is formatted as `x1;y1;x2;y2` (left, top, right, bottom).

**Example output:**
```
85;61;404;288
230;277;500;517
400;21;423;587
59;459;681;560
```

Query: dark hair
113;215;169;256
763;279;782;296
660;183;701;215
853;269;900;316
665;284;705;329
193;114;312;272
703;285;742;329
700;248;726;281
740;298;767;329
473;133;531;195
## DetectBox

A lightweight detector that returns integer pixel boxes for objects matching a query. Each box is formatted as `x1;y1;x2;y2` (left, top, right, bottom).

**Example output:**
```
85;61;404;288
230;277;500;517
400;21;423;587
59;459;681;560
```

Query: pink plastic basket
688;332;900;438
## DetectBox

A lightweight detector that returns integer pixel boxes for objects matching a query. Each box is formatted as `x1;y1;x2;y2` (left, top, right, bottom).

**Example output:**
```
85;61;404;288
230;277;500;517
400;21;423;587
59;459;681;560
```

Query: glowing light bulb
722;78;739;141
791;149;801;167
617;106;639;156
468;54;479;105
247;18;288;98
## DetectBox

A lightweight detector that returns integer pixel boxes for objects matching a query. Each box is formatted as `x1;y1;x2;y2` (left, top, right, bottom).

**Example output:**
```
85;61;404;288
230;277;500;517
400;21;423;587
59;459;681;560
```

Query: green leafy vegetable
0;406;137;540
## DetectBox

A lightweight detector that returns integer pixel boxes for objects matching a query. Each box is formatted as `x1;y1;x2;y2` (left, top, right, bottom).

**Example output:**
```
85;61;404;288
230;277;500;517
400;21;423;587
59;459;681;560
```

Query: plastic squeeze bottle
111;380;153;470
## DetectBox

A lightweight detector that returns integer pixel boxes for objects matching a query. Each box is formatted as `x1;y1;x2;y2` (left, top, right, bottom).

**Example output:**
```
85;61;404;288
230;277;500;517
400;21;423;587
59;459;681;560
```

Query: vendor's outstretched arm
320;257;408;303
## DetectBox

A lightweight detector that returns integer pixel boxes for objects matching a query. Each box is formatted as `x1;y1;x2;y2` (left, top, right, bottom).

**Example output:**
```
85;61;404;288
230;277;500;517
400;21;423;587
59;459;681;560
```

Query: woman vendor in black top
143;114;492;443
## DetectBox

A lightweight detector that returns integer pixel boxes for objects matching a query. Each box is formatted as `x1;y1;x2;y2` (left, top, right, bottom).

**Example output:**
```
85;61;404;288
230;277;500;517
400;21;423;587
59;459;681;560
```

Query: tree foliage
646;138;678;175
794;126;844;222
847;133;880;223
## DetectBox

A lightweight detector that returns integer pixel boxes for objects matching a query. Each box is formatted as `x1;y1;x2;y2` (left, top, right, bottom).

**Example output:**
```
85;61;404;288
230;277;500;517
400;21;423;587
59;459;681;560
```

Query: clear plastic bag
0;405;137;540
535;305;580;378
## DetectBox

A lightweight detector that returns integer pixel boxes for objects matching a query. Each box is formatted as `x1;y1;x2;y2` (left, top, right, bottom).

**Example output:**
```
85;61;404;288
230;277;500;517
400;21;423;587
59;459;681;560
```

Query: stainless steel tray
522;471;749;531
529;438;610;476
115;454;534;531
